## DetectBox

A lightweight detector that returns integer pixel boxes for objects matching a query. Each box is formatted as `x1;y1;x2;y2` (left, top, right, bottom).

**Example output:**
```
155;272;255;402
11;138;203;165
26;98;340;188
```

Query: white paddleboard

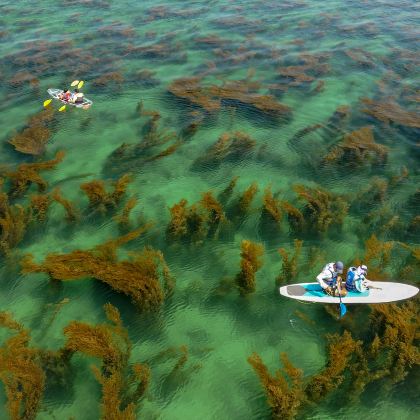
48;88;93;108
279;282;418;304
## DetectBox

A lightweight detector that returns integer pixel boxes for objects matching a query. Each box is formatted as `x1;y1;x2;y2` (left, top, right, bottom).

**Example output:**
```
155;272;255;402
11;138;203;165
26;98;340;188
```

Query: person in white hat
316;261;346;296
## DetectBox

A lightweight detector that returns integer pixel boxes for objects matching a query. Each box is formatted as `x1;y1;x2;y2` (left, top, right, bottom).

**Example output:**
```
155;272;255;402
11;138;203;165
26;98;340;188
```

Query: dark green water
0;0;419;419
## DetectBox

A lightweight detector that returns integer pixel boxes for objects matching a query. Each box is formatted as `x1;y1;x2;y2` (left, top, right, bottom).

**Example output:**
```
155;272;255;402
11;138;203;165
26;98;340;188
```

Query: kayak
47;88;93;108
279;282;418;304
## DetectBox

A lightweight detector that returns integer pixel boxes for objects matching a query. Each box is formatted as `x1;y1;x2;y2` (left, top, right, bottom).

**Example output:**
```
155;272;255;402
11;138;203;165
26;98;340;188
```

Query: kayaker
316;261;346;296
58;88;71;102
345;264;372;292
70;89;84;104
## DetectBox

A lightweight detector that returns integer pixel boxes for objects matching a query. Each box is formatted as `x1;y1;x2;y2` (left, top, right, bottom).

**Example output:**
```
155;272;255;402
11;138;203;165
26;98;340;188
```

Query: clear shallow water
0;0;419;419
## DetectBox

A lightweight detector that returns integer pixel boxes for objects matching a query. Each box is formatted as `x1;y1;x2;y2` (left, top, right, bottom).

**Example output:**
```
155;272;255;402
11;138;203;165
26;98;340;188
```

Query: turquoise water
0;0;419;419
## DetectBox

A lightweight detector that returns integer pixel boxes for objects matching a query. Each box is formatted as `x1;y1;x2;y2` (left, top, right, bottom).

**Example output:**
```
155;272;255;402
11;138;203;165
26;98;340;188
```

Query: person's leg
324;285;334;296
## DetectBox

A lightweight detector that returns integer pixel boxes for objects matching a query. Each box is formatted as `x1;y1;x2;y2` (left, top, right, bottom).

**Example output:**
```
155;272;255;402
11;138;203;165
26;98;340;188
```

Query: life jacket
346;267;366;292
63;91;71;101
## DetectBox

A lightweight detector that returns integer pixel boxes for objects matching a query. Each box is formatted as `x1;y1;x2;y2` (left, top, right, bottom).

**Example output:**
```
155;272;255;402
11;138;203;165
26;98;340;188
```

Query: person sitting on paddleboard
316;261;346;296
345;265;373;292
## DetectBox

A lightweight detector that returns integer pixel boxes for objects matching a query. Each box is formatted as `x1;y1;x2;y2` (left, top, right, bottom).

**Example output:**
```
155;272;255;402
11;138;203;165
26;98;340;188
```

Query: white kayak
48;88;93;108
279;282;419;304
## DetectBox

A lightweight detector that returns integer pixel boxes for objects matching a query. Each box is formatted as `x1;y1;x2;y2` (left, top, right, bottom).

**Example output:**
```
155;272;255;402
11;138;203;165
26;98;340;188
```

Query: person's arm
317;271;330;289
362;277;373;288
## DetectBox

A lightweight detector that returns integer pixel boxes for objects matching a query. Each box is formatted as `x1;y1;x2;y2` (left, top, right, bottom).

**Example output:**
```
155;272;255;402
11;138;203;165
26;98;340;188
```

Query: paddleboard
48;88;93;108
279;282;418;304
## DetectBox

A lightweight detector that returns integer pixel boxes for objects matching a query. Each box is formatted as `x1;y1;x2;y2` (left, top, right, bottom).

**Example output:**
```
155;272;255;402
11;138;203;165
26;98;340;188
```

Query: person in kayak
345;264;372;292
316;261;346;296
69;89;84;104
58;88;71;102
73;89;92;109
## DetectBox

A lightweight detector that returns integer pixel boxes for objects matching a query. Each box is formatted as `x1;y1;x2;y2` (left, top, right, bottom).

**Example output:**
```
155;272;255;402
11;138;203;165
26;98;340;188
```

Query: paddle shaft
334;278;346;318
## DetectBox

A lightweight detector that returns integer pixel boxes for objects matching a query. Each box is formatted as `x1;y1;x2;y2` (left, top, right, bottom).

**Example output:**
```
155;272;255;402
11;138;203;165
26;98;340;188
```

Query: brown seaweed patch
238;182;259;215
248;352;305;419
356;177;389;207
280;201;305;233
199;192;225;229
305;331;363;401
324;127;388;165
63;303;150;419
344;49;376;68
114;196;138;229
278;65;315;86
313;80;325;93
209;80;291;117
0;312;45;419
8;70;39;88
168;77;221;112
169;78;291;117
105;115;180;175
92;71;124;87
124;41;187;62
276;240;303;285
193;132;256;169
80;174;132;215
28;194;51;222
167;199;189;239
361;234;393;279
194;35;228;47
361;206;403;239
133;69;160;88
8;108;55;156
303;246;326;274
146;142;182;162
0;192;26;256
97;23;135;38
261;187;282;225
277;53;330;90
293;185;348;233
361;98;420;128
167;192;225;241
218;176;239;204
235;240;264;295
5;39;100;78
22;228;173;310
52;188;79;222
5;151;65;197
369;302;418;384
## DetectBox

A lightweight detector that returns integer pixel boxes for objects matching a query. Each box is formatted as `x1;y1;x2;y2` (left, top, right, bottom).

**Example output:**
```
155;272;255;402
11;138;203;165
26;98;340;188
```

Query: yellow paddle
77;80;84;89
59;105;66;112
43;99;52;107
71;80;79;87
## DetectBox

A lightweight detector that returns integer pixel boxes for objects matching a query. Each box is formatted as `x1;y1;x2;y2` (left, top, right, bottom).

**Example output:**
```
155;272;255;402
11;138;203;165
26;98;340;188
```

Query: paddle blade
58;105;66;112
71;80;79;87
77;80;84;89
339;303;347;318
43;99;52;107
